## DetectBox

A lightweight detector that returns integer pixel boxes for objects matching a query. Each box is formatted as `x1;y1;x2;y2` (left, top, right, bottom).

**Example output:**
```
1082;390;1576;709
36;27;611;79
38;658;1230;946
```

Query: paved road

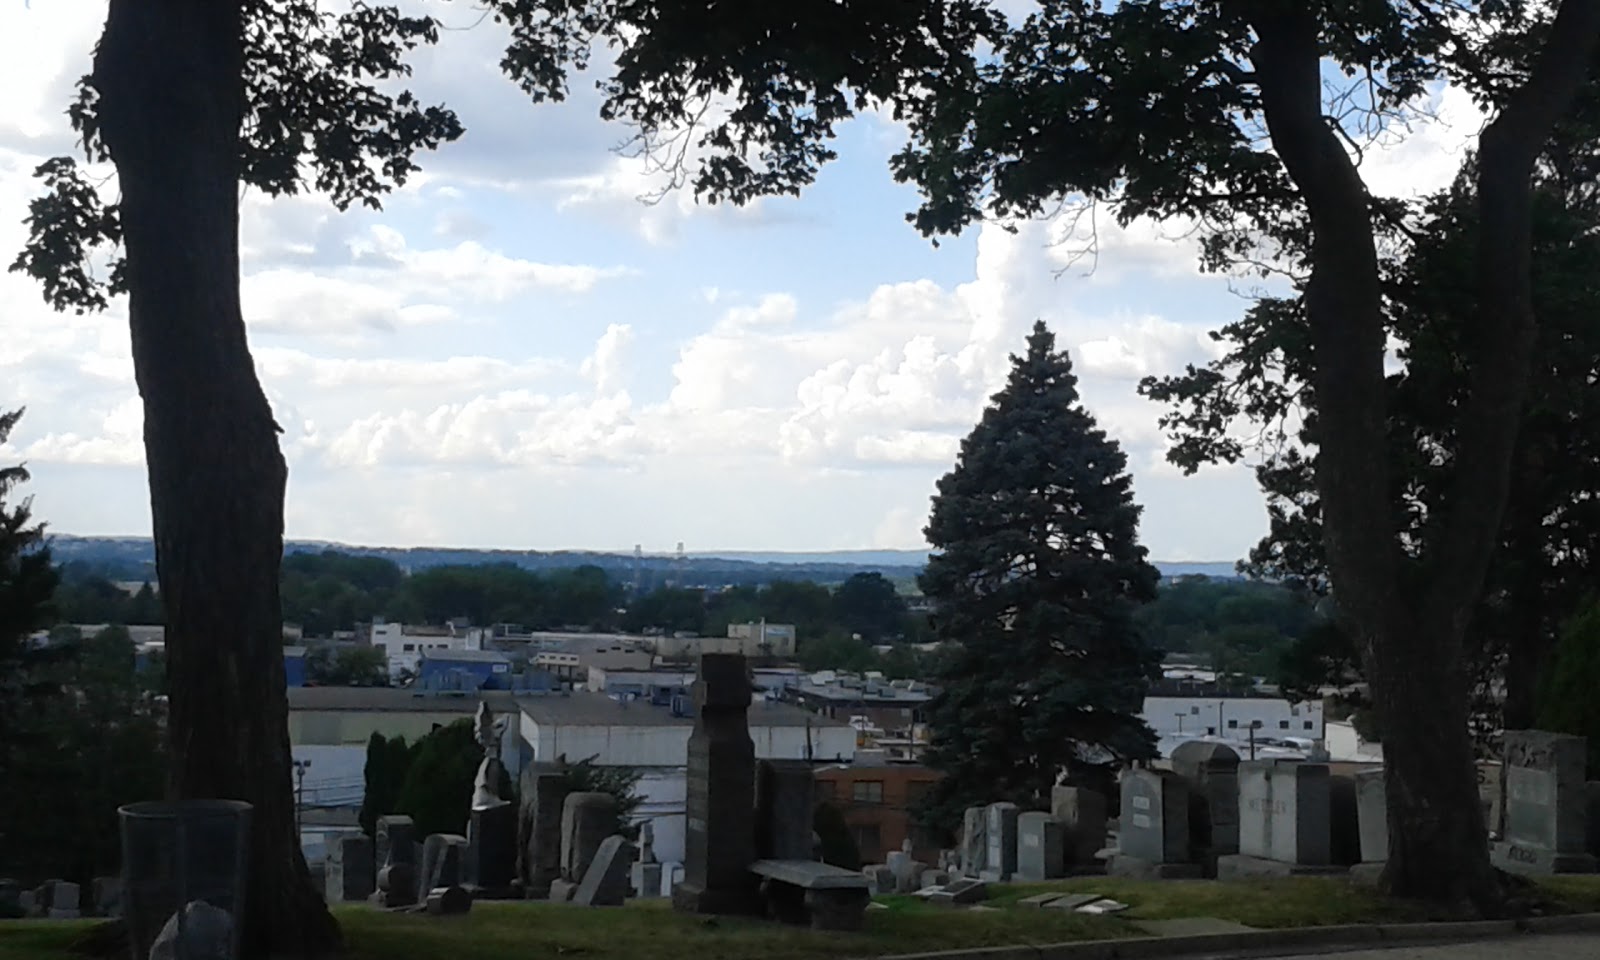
1250;933;1599;959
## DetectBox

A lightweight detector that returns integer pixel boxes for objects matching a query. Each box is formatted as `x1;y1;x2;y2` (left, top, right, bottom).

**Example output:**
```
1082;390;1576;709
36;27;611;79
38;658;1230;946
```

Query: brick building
814;763;945;866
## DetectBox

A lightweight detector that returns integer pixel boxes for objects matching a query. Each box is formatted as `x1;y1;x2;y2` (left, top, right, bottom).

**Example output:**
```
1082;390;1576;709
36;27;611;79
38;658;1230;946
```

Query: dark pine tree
0;408;64;872
918;322;1161;833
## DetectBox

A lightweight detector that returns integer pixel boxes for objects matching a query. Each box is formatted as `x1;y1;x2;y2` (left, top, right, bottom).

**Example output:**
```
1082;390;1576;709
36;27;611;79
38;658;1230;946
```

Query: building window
402;643;414;652
852;781;884;804
1227;720;1238;729
1304;721;1314;731
1278;720;1290;730
1291;705;1300;717
1190;706;1200;715
1205;727;1215;736
851;823;882;860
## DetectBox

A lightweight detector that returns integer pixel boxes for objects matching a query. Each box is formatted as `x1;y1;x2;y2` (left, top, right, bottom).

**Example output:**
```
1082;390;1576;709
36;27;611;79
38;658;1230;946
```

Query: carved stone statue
472;700;508;810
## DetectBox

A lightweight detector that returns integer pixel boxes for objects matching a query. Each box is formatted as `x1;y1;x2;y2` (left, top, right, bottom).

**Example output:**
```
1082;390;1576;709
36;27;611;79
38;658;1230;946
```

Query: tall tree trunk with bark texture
1243;1;1600;906
92;1;340;955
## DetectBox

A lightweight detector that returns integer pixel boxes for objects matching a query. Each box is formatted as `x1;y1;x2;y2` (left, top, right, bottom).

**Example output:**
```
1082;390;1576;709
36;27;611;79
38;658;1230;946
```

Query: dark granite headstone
91;876;122;918
1170;740;1241;873
375;815;417;872
672;653;761;915
1051;786;1107;865
466;800;517;895
326;834;375;903
979;802;1019;882
425;885;473;915
757;759;817;860
574;835;635;907
1016;811;1065;881
421;834;469;891
560;792;618;883
517;763;571;898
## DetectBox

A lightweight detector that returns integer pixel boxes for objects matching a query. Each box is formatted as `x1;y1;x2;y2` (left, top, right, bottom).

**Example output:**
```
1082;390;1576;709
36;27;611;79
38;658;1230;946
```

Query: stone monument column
672;653;762;915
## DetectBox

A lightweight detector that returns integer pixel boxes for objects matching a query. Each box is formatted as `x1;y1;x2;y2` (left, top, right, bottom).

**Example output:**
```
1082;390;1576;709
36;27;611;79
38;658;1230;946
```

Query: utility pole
292;758;312;833
1175;713;1184;735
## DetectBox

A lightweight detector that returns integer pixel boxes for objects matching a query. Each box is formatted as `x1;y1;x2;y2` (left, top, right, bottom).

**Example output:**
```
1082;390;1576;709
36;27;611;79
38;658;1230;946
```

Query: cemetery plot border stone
1490;730;1597;875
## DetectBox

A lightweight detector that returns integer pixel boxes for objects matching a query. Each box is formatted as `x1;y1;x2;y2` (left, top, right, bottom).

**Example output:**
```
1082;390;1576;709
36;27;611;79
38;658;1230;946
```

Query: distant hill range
45;535;1240;587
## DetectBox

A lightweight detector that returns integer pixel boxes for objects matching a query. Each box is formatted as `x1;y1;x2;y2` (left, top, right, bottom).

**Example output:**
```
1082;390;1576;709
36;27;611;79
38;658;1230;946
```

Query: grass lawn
6;876;1600;960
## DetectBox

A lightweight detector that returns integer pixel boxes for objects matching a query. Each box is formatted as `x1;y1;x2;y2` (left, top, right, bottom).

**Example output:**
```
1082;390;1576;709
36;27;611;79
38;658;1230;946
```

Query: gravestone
958;806;987;877
756;759;816;860
326;834;375;903
1351;768;1388;883
91;876;122;918
0;879;18;914
919;868;950;889
560;792;618;884
863;864;896;895
979;802;1019;882
1491;730;1596;874
48;881;81;919
1016;812;1066;881
372;814;419;907
927;877;987;905
1219;761;1338;879
886;845;919;894
672;653;761;916
1111;768;1200;878
574;835;635;907
1328;771;1363;866
1051;785;1108;866
631;861;664;899
1169;741;1241;875
517;763;570;899
465;800;517;895
421;834;470;891
425;885;473;915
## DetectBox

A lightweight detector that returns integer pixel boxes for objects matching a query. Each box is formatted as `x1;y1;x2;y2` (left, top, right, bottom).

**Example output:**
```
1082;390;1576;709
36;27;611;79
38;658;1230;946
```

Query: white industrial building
287;687;854;867
1143;694;1325;746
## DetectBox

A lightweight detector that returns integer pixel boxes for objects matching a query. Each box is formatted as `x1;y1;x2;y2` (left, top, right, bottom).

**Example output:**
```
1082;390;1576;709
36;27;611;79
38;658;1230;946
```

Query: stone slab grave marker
575;835;636;907
421;834;469;891
1219;760;1340;879
1491;730;1596;874
425;885;472;916
979;802;1019;882
91;876;122;918
672;653;762;915
1051;785;1108;866
756;758;816;861
1111;768;1201;878
517;763;571;899
631;820;663;898
1169;740;1241;876
326;834;375;904
927;877;987;906
1016;811;1066;881
466;800;517;896
47;881;80;919
1355;769;1387;866
958;806;987;878
550;791;618;902
372;814;419;907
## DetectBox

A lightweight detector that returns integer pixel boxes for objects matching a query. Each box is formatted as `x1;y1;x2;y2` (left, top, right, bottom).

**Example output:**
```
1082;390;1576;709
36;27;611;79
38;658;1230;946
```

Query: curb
874;914;1600;960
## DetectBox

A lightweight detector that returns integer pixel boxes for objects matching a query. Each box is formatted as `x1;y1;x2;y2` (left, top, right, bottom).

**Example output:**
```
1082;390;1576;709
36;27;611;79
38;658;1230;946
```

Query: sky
0;4;1488;561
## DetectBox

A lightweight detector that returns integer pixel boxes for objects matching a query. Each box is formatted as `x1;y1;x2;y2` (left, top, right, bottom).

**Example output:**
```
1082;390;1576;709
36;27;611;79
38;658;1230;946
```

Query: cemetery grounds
5;876;1600;960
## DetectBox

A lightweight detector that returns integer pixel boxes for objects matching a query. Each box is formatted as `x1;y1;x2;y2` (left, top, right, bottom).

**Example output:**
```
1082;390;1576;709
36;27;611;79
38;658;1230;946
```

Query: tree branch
1421;0;1600;634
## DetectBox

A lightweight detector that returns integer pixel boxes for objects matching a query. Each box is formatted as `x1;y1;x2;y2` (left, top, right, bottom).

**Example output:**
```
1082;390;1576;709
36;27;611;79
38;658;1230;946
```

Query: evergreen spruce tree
0;408;63;871
918;322;1160;832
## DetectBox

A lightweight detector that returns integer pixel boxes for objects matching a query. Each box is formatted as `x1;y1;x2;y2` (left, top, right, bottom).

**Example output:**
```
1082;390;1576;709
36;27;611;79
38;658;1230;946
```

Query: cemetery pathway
1248;932;1599;959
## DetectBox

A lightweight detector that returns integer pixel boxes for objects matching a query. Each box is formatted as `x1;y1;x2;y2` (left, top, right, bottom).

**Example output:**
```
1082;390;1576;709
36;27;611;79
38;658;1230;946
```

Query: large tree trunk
93;1;340;956
1245;1;1600;908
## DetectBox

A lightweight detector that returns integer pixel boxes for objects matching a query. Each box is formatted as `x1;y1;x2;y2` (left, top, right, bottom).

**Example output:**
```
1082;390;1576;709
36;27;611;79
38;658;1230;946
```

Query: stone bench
749;859;871;931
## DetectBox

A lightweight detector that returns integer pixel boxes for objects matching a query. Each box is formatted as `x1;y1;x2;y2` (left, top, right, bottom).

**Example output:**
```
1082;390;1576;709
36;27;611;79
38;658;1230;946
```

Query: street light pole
293;758;312;833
